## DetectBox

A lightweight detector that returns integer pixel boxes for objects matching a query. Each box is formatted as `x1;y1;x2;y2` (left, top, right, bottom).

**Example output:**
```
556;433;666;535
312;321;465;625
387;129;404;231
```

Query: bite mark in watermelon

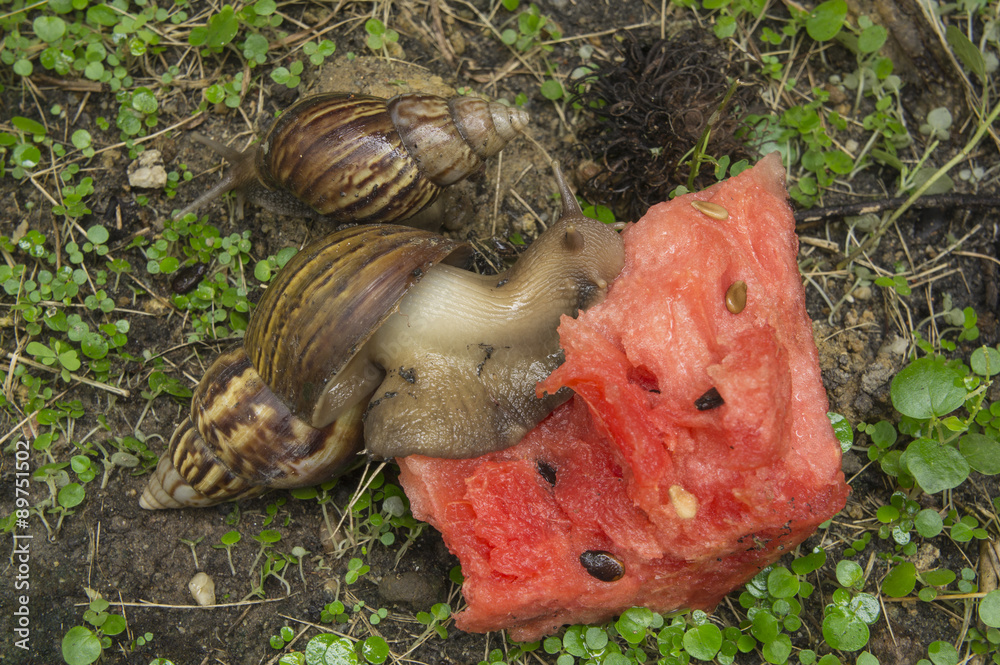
397;153;850;641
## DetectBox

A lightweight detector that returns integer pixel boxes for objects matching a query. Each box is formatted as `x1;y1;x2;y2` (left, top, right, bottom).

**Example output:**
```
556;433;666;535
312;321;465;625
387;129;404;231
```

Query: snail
141;163;625;509
173;92;529;225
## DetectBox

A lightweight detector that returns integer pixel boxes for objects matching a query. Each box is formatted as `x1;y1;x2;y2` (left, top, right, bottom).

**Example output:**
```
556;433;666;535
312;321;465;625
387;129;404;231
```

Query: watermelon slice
397;153;849;641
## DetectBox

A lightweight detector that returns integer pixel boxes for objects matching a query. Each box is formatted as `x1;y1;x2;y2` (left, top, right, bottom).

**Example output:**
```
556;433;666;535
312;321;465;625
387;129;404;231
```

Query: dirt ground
1;0;999;664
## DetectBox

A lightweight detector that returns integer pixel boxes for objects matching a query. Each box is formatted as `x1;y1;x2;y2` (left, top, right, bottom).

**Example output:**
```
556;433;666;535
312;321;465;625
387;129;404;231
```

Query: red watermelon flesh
396;153;849;641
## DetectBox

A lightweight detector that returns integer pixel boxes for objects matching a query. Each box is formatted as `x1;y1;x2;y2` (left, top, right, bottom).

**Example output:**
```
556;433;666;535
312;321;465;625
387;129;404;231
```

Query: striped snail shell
173;92;529;224
140;226;472;509
143;163;626;510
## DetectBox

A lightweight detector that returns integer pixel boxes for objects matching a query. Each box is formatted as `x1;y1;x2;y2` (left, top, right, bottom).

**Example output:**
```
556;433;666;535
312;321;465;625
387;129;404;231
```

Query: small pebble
127;150;168;189
188;572;215;606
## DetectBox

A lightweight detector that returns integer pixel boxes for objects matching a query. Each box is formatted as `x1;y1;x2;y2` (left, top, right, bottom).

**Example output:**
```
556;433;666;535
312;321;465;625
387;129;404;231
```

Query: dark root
573;30;760;221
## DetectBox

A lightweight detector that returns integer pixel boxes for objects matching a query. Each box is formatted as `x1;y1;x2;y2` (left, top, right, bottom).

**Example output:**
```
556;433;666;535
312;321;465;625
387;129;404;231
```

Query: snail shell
140;227;472;509
175;92;529;224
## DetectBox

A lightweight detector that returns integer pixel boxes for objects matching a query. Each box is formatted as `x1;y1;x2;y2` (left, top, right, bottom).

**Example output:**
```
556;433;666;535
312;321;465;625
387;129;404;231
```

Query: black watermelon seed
579;550;624;582
695;387;724;411
536;460;557;486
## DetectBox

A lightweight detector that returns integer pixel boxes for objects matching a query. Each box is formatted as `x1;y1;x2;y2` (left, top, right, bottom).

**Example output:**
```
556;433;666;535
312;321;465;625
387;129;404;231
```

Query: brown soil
1;1;998;664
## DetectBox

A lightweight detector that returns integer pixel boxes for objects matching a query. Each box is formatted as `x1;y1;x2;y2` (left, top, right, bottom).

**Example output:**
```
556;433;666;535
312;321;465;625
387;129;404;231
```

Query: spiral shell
140;226;472;509
139;348;368;509
176;92;529;225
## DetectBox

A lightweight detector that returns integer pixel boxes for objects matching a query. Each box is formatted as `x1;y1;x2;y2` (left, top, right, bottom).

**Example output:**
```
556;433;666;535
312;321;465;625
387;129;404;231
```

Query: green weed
61;596;131;665
213;529;242;575
364;18;398;53
859;339;999;495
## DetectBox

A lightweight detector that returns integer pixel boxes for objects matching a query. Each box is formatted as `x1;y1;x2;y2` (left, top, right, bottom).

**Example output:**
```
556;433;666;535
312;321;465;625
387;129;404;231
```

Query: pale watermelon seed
669;485;698;519
725;280;747;313
691;200;729;220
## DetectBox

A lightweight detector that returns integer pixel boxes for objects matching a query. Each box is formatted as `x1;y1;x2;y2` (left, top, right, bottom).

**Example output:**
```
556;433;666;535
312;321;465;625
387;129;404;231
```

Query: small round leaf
59;483;86;508
806;0;847;41
101;614;127;636
891;358;966;420
540;79;564;100
822;612;869;651
927;640;959;665
361;636;389;664
62;626;102;665
791;548;827;575
881;561;916;598
34;16;68;42
901;438;970;494
959;433;1000;474
751;610;779;643
858;25;888;53
762;634;791;664
915;509;943;538
304;634;357;665
767;567;800;598
72;129;93;149
682;623;722;661
970;346;1000;377
836;560;863;588
86;225;110;244
980;590;1000;627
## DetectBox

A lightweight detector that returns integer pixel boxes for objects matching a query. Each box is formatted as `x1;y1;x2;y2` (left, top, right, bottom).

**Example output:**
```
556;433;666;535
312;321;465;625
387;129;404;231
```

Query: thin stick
883;591;993;602
954;250;1000;268
915;223;983;272
22;113;206;181
794;193;1000;227
509;190;546;230
0;411;40;447
333;462;387;537
492;150;503;236
538;20;658;46
3;351;131;397
82;594;297;609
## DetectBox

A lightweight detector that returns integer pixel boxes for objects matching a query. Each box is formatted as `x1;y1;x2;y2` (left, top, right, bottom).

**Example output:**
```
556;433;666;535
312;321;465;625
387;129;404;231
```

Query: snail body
141;164;625;510
175;92;529;224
